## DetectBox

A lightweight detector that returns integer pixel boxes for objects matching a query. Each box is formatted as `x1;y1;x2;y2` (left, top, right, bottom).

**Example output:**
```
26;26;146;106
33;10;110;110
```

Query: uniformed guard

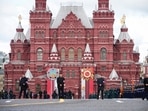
19;75;28;98
142;74;148;100
96;75;105;99
57;74;65;100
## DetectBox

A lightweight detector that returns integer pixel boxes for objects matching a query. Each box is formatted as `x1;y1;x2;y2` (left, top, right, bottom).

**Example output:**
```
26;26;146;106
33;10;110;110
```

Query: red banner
47;79;54;97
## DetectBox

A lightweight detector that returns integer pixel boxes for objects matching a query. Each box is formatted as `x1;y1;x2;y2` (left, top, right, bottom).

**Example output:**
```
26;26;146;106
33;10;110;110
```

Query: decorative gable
59;12;85;29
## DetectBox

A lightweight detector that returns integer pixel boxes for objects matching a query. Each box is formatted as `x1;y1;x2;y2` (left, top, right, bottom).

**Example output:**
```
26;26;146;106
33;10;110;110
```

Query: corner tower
93;0;114;76
29;0;52;64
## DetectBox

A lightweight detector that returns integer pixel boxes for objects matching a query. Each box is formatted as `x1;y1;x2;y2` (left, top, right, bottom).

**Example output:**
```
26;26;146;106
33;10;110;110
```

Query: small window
37;66;43;72
66;70;70;78
100;48;107;60
78;48;82;61
17;51;21;60
61;48;65;61
37;48;43;61
101;66;106;71
99;31;108;37
69;48;74;61
123;51;127;60
71;70;75;78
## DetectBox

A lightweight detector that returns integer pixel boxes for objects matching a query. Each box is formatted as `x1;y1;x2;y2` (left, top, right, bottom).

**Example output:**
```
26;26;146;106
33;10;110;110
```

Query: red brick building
4;0;140;98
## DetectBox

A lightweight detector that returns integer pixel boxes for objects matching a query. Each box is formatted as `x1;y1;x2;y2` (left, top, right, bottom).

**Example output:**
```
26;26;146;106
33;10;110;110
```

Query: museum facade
4;0;140;98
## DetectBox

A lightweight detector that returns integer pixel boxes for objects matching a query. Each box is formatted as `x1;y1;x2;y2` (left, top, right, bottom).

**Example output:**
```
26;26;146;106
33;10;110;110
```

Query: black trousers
58;86;64;99
19;87;27;98
97;88;104;99
142;88;148;100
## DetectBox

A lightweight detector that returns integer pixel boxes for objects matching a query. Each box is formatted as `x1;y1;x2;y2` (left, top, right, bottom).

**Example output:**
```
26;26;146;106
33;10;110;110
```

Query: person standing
19;75;28;99
142;74;148;100
57;74;65;99
96;75;105;99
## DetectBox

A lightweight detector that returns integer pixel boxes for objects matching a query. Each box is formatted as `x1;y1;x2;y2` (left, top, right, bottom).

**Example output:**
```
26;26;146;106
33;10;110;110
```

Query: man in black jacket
96;75;105;99
142;74;148;100
19;75;28;99
57;74;65;99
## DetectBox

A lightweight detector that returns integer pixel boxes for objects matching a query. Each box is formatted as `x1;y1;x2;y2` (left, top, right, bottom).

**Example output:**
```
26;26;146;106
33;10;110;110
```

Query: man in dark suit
96;75;105;99
142;74;148;100
19;75;28;98
57;74;65;99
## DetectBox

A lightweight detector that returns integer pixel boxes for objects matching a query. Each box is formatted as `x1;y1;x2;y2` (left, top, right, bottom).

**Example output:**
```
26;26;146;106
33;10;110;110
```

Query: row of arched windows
35;30;45;38
53;31;84;38
34;30;109;38
99;31;108;37
15;49;128;61
52;31;90;38
36;48;108;61
52;31;109;38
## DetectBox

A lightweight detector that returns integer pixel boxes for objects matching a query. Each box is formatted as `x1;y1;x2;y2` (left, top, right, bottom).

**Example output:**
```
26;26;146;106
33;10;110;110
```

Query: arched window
99;31;103;37
61;31;64;37
71;70;75;78
69;31;74;37
35;31;39;37
68;48;74;61
123;51;127;60
41;31;45;38
100;48;107;60
37;48;43;61
66;70;70;78
78;48;82;61
61;48;65;61
99;31;108;37
17;51;21;60
78;31;82;37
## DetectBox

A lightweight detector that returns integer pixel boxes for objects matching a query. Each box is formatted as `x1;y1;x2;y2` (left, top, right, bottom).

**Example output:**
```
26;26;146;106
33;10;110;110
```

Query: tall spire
13;15;26;42
118;15;131;43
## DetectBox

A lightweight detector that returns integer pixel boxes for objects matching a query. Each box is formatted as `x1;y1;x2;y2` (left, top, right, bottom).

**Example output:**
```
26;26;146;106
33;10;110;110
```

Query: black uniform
97;77;105;99
19;76;28;98
142;77;148;100
57;76;65;99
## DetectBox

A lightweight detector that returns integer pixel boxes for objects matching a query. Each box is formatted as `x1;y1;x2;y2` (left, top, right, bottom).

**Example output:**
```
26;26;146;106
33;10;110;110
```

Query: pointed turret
49;43;60;60
118;24;131;42
13;15;26;42
82;43;93;60
109;68;119;80
118;15;132;43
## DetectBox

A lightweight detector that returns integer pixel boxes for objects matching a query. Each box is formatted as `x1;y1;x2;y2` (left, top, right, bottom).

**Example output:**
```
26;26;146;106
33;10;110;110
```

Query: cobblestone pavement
0;99;148;111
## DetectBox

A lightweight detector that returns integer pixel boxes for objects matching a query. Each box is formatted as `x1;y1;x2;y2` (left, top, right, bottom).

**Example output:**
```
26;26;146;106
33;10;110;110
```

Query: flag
81;78;85;99
46;68;59;98
81;67;94;98
25;69;33;80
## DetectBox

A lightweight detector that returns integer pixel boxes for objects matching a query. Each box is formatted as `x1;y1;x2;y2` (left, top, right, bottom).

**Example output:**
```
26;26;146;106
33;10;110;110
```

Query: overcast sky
0;0;148;62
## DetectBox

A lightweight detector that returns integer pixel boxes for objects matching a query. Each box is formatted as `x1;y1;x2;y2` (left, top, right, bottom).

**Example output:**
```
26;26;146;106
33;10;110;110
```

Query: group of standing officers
18;73;66;99
18;73;148;100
